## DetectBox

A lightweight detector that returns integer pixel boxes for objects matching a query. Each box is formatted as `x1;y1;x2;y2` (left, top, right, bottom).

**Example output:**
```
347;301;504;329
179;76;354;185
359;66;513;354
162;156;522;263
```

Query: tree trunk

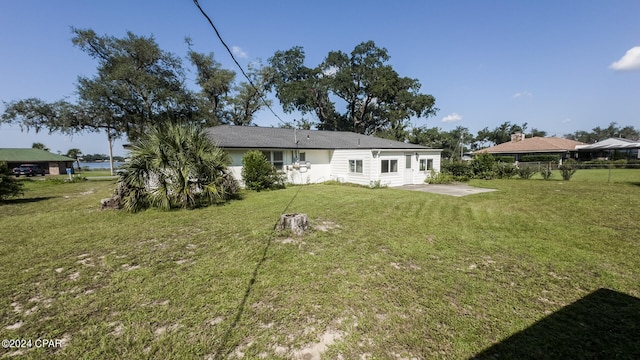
278;213;309;236
107;131;115;176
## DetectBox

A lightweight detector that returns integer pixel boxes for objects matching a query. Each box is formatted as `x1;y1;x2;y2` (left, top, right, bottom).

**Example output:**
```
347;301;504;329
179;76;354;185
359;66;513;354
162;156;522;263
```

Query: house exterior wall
330;149;442;186
329;149;375;186
224;148;441;187
5;161;74;175
47;161;74;175
225;149;332;186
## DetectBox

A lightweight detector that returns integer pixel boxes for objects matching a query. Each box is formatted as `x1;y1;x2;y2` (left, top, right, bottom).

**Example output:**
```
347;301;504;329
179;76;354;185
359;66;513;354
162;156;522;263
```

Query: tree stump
278;213;309;236
100;181;130;210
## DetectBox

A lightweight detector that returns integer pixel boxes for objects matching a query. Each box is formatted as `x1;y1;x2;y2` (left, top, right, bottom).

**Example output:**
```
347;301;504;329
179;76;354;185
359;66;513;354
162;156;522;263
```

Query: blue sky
1;1;639;156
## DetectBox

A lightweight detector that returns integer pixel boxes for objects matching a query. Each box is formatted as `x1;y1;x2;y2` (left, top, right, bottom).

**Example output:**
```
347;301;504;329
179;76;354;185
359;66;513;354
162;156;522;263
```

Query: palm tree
119;123;238;212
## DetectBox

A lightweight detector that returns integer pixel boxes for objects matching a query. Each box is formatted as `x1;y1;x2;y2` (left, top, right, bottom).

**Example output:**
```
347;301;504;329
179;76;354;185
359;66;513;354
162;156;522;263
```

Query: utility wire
192;0;287;126
193;0;307;231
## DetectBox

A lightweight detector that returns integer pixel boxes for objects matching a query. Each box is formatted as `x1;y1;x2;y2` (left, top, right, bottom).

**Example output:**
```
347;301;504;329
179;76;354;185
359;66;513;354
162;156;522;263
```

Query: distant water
80;162;125;170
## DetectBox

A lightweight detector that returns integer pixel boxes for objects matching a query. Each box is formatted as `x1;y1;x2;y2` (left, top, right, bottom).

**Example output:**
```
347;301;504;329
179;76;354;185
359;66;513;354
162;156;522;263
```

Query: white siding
285;150;332;184
330;149;375;186
413;151;442;184
225;148;441;186
376;151;405;187
224;149;332;186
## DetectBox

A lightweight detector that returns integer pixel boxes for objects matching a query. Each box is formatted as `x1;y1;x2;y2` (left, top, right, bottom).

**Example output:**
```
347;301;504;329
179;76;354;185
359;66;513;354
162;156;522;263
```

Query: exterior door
404;154;414;184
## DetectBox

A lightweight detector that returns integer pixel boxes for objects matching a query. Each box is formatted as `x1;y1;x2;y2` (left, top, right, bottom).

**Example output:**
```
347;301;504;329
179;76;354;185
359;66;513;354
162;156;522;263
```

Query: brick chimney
511;133;525;142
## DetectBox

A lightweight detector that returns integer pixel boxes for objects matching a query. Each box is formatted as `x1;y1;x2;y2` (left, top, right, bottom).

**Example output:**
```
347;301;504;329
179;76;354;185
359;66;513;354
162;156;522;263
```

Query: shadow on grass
2;196;56;204
213;236;272;360
628;181;640;187
471;288;640;359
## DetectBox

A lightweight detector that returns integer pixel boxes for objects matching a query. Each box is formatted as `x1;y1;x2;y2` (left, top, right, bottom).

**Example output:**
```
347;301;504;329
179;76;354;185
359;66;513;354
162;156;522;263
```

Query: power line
192;0;287;126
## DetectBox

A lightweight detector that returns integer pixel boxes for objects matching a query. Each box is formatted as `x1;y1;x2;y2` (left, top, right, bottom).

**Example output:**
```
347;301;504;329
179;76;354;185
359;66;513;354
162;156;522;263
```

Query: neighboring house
0;148;75;175
575;138;640;160
474;133;584;164
205;125;442;187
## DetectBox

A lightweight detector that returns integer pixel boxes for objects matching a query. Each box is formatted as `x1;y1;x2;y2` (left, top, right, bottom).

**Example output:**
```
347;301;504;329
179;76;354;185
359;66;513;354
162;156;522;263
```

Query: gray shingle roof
205;125;434;150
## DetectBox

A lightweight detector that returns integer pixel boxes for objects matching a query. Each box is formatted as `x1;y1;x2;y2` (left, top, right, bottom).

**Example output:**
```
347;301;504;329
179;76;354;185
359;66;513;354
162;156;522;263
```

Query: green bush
558;159;577;180
580;160;608;169
368;180;387;189
471;153;497;179
494;156;515;163
241;150;285;191
516;166;536;179
441;160;473;178
627;159;640;169
613;159;627;168
425;170;456;184
0;162;24;202
496;163;518;179
521;154;560;162
540;164;553;180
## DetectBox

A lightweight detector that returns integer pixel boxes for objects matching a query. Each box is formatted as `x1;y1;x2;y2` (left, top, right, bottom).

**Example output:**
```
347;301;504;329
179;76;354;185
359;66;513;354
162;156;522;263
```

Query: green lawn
1;171;639;359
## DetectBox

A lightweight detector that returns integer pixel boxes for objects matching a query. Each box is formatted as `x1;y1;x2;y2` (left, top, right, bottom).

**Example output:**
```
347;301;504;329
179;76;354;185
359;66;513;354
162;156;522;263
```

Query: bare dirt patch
207;316;224;326
68;272;80;281
292;328;345;360
6;321;23;330
314;220;341;232
121;264;141;271
154;324;182;338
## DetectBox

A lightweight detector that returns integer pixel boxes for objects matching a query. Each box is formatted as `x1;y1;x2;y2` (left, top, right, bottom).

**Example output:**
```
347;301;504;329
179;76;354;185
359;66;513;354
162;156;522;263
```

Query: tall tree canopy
31;142;50;151
1;29;270;174
564;122;639;143
409;126;474;159
188;49;270;126
267;41;437;136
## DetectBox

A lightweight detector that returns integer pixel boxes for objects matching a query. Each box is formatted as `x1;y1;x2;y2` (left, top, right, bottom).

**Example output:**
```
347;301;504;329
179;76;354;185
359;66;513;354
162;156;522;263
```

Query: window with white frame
405;155;412;169
381;159;398;173
261;150;284;170
349;159;363;173
420;159;433;171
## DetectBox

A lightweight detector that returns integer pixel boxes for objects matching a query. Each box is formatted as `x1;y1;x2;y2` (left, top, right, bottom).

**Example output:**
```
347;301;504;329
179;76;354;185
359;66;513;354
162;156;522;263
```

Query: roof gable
205;125;436;150
0;148;75;162
476;137;584;154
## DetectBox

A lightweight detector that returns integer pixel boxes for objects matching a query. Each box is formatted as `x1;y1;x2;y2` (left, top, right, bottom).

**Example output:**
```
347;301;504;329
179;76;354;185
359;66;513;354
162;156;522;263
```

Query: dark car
12;164;46;177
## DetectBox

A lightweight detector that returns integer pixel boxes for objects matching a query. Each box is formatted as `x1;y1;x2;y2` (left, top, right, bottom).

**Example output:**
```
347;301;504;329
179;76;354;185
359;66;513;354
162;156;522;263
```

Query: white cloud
512;91;532;98
561;118;572;123
610;46;640;71
441;113;463;123
232;46;248;59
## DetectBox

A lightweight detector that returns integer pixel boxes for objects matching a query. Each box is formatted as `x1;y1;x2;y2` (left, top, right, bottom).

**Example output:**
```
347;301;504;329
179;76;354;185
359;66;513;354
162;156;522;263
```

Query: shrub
517;166;536;179
441;160;473;178
495;163;518;179
0;162;24;202
425;170;456;184
494;156;515;163
241;150;285;191
613;159;627;169
540;164;553;180
368;180;387;189
471;153;497;179
521;154;560;162
558;159;577;180
627;159;640;169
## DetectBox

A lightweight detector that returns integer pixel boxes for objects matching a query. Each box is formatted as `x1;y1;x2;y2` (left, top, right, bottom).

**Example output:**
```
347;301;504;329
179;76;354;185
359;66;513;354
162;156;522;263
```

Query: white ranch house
206;125;442;187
